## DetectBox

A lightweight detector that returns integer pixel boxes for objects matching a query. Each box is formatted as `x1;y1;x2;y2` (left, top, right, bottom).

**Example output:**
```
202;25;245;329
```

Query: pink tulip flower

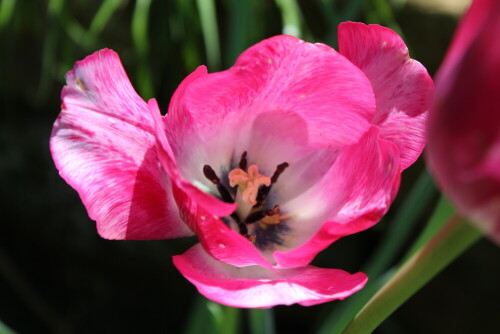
427;0;500;245
51;22;432;307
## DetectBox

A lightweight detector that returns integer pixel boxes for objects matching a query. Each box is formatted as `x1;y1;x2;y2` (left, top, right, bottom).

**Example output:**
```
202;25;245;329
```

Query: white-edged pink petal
338;22;433;171
50;49;192;239
173;244;368;308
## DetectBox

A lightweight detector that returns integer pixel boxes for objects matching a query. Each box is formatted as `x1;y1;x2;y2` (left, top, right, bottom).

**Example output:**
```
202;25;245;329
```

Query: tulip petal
338;22;433;171
149;100;274;268
167;35;376;173
50;49;192;239
173;244;368;308
276;126;400;268
427;0;500;244
149;99;236;218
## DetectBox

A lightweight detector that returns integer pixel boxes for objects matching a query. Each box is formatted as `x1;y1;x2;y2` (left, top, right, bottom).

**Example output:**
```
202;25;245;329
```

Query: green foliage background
1;0;499;333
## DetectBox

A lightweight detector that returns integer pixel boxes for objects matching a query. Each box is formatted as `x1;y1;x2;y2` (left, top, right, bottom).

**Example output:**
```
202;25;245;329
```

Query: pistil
229;165;271;205
202;154;289;243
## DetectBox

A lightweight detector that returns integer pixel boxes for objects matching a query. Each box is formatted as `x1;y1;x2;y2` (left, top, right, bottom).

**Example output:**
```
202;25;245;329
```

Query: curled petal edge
173;244;368;308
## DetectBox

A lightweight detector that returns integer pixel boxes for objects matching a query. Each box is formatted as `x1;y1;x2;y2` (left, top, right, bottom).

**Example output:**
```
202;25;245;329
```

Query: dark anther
253;162;288;207
239;151;248;170
203;165;220;184
271;162;289;184
203;165;234;203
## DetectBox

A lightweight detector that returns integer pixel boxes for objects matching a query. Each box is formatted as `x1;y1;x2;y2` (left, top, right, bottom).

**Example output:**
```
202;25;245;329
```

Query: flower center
229;164;271;218
202;151;289;243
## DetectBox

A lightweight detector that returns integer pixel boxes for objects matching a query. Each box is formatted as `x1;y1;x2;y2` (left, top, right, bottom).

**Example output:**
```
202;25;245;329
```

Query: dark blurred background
1;0;499;333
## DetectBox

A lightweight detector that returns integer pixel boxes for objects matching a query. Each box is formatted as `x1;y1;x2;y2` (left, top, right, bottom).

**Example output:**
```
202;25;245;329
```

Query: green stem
403;197;454;260
249;309;276;334
341;216;482;334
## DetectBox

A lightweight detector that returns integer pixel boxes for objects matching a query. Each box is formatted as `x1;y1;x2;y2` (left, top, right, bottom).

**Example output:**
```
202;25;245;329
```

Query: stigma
228;165;271;206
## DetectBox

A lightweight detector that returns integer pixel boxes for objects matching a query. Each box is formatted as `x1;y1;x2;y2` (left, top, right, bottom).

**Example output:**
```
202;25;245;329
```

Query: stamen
254;162;289;207
260;205;284;225
203;155;289;242
203;165;234;203
271;162;289;184
239;151;248;170
245;205;282;224
203;165;220;184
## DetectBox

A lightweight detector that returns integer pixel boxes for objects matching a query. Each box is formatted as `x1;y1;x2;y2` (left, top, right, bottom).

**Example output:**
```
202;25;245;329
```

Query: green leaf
184;297;240;334
249;308;276;334
83;0;125;48
0;320;16;334
341;215;482;334
225;0;256;67
132;0;154;99
196;0;221;70
184;297;218;334
0;0;16;31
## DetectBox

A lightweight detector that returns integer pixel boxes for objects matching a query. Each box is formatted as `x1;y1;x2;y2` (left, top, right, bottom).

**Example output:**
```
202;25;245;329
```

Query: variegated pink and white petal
50;49;192;239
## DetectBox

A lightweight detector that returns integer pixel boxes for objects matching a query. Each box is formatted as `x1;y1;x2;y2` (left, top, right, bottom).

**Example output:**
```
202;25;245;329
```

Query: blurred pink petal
173;244;367;308
427;0;500;244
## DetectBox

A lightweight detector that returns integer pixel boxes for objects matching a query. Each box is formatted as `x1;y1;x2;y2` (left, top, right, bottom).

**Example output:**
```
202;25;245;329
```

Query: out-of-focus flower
51;22;432;307
427;0;500;245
